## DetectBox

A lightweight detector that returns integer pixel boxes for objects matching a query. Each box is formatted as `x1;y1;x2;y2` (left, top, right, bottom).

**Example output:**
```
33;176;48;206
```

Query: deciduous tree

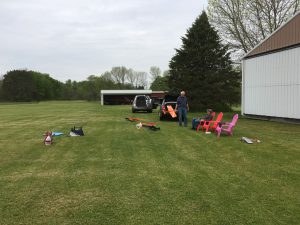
111;66;128;86
149;66;161;81
208;0;300;55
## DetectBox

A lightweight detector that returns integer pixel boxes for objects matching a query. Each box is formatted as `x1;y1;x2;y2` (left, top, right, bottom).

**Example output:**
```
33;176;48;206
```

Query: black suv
158;95;178;120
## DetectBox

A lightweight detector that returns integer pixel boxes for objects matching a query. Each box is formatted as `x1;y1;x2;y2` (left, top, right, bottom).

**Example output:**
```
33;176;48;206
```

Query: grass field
0;101;299;225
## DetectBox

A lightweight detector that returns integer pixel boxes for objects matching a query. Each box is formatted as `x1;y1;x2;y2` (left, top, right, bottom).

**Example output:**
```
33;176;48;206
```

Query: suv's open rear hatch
136;96;146;107
164;95;178;103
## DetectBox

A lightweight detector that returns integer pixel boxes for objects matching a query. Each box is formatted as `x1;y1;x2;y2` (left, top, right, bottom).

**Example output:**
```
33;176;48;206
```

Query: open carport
100;90;166;105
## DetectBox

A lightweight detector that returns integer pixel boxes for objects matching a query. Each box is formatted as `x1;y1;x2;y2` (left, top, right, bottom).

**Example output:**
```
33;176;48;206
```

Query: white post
101;91;104;106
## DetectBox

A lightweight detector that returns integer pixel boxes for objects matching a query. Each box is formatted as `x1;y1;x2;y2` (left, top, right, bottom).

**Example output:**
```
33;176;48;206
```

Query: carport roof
101;90;153;95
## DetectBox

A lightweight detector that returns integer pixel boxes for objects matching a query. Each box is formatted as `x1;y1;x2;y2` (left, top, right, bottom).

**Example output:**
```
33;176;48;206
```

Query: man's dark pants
178;107;187;127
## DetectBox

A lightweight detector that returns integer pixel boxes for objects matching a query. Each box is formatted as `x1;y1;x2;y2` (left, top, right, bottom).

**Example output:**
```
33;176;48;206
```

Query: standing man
175;91;189;127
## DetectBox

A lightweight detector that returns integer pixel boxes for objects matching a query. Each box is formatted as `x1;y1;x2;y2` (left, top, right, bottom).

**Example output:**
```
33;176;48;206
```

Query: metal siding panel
244;60;253;114
280;53;284;84
288;84;294;118
275;85;279;117
286;52;291;117
289;83;293;118
244;61;250;114
294;85;299;118
289;48;300;118
292;85;298;118
267;86;272;116
282;85;287;117
295;85;299;118
284;85;289;117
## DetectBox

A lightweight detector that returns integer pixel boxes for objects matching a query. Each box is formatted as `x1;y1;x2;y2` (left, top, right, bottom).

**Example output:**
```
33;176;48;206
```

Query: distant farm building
242;11;300;121
100;90;166;105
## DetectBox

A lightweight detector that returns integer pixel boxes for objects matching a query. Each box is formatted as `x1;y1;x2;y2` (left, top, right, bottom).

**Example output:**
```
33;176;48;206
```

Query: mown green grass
0;101;299;225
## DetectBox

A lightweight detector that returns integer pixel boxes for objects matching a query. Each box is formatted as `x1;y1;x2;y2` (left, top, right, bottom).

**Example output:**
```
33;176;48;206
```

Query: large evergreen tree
169;11;240;111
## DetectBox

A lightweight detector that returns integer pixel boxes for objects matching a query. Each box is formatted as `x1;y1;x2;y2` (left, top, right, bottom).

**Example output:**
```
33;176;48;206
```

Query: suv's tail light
162;105;166;110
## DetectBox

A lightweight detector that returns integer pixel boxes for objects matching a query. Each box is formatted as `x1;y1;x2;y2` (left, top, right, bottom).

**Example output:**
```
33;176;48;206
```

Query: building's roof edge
243;10;300;59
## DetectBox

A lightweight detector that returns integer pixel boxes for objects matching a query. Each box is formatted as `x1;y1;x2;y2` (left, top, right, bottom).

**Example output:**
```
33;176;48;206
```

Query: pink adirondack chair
202;112;223;132
215;114;239;137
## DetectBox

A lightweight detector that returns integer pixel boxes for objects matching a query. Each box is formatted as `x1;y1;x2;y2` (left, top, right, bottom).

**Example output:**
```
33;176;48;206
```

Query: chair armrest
204;120;215;126
203;120;210;125
218;122;230;128
221;124;230;127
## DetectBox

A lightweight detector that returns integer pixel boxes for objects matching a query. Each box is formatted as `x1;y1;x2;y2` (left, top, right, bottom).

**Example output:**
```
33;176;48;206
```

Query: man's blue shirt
177;96;188;109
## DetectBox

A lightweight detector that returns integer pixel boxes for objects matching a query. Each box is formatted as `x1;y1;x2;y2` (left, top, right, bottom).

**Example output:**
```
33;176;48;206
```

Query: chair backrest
230;114;239;127
211;112;216;120
210;112;223;130
213;112;223;126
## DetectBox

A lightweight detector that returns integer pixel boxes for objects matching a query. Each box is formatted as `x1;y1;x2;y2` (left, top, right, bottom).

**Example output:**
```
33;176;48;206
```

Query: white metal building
242;11;300;121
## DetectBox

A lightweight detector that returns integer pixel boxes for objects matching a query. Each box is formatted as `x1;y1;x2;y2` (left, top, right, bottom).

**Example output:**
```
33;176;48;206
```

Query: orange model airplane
167;105;177;118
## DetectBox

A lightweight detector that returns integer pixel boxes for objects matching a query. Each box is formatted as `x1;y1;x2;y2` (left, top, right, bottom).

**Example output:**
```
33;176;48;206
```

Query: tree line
0;67;170;102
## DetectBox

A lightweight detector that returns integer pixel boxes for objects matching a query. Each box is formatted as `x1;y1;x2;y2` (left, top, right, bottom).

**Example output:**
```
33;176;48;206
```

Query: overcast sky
0;0;208;81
